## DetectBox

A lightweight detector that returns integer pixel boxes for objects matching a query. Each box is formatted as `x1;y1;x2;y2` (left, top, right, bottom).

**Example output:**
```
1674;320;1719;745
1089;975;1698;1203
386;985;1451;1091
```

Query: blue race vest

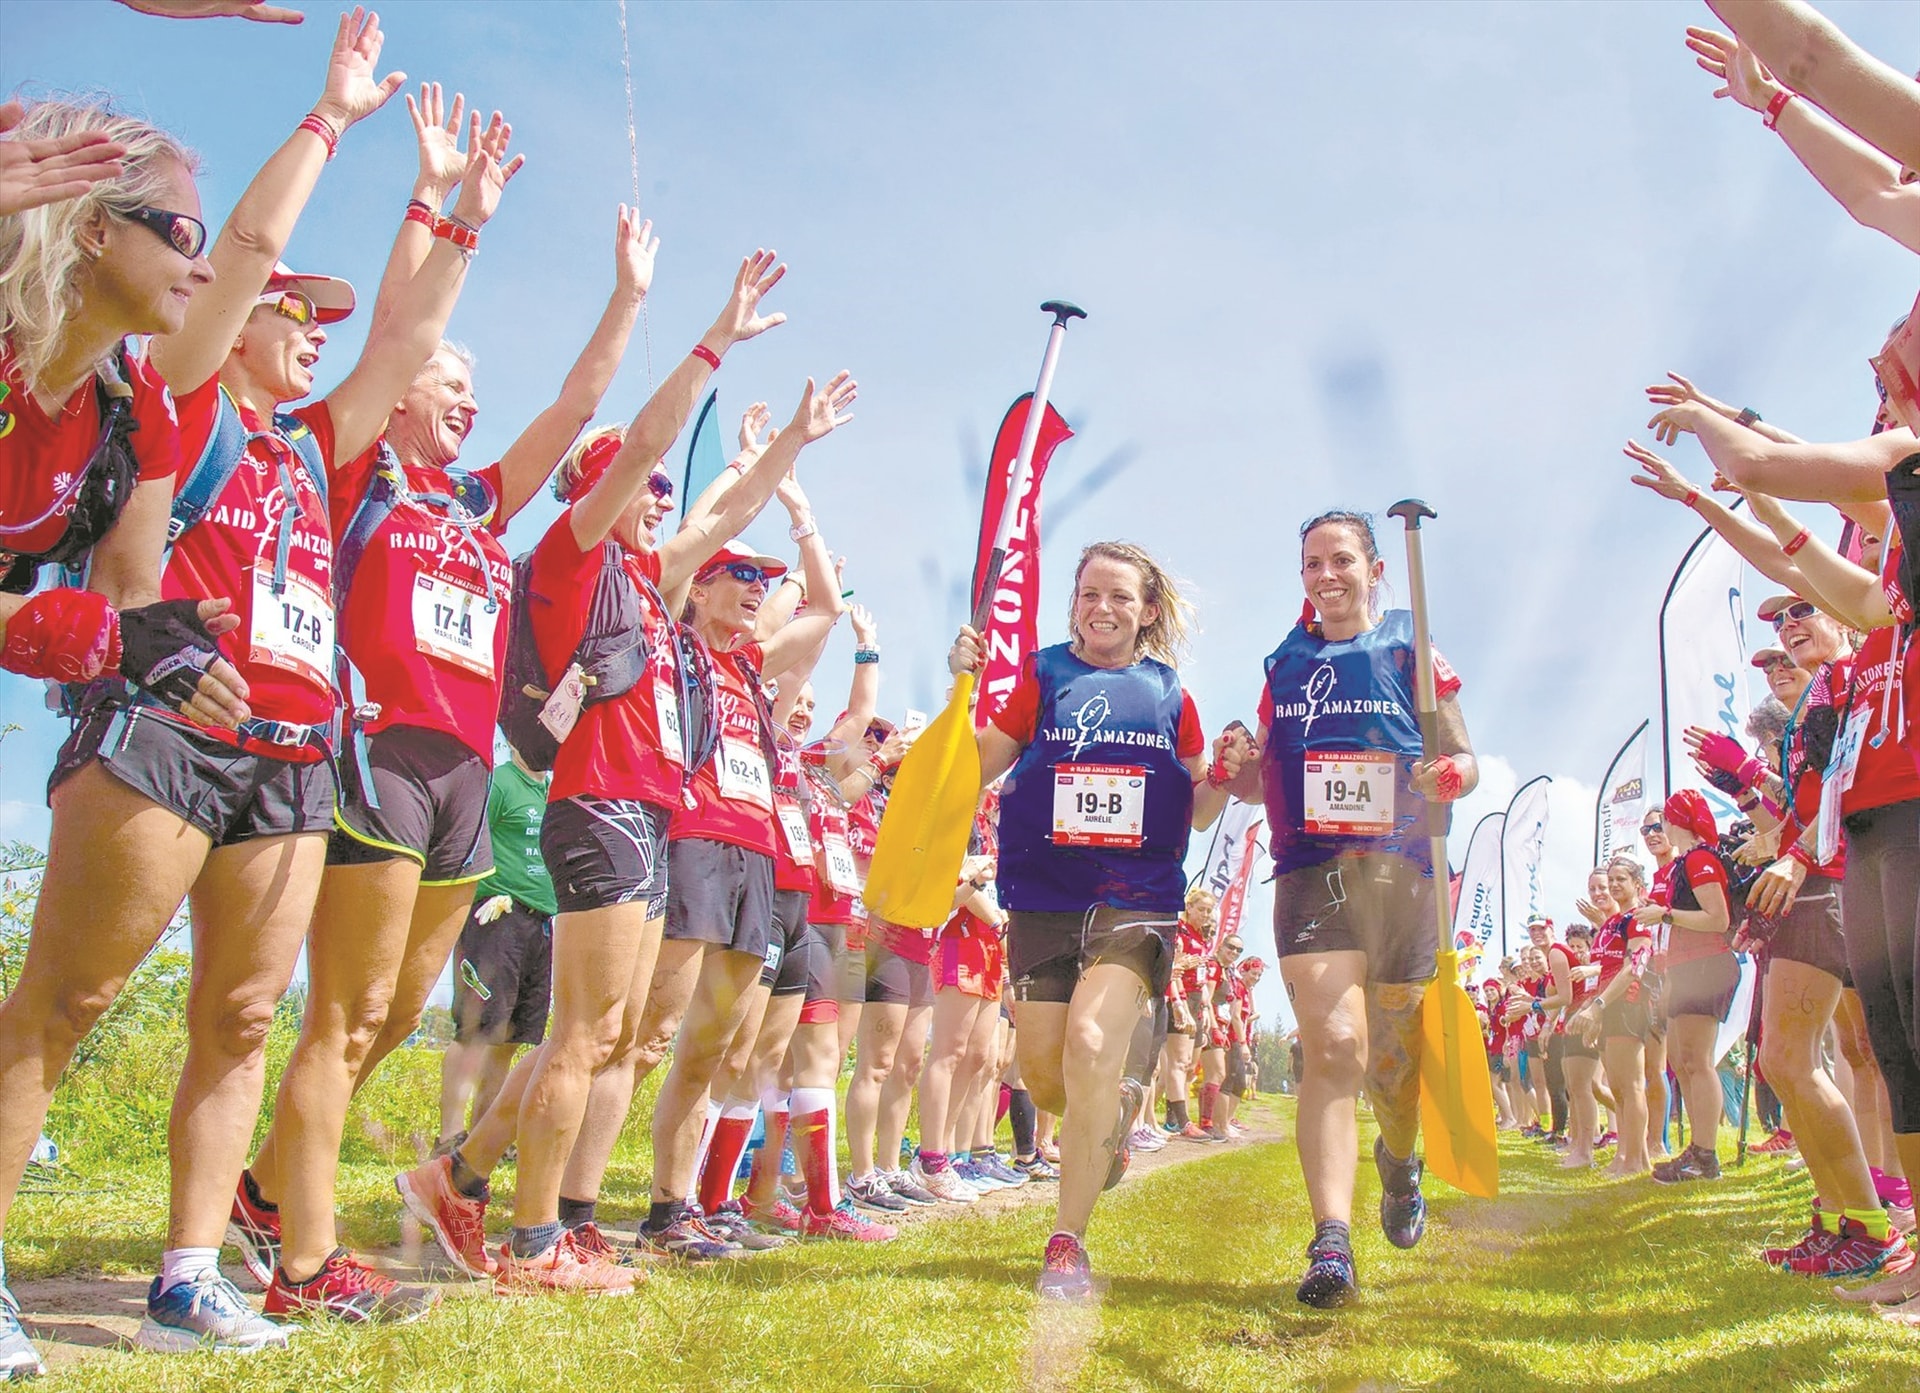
997;644;1193;913
1259;610;1443;874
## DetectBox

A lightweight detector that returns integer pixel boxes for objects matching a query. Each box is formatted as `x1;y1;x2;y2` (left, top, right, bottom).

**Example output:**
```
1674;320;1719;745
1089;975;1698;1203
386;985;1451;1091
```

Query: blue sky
4;0;1916;1030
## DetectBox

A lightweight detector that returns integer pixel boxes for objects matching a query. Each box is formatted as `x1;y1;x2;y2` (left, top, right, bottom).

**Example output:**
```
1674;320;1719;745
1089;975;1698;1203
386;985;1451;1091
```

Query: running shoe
1763;1224;1832;1270
1036;1232;1093;1302
1788;1219;1917;1279
263;1248;438;1323
1374;1136;1427;1250
1108;1078;1145;1190
638;1214;741;1262
1520;1124;1545;1140
227;1171;282;1289
1228;1120;1250;1137
910;1159;980;1204
848;1171;912;1213
0;1281;45;1381
1037;1140;1061;1164
1177;1122;1210;1141
978;1152;1029;1187
701;1201;790;1251
495;1230;640;1294
429;1129;467;1161
1012;1154;1059;1182
1128;1126;1167;1155
1296;1230;1357;1309
134;1270;289;1353
395;1154;494;1278
1750;1128;1797;1155
954;1157;1006;1192
1651;1145;1722;1185
568;1220;644;1267
881;1169;941;1208
741;1194;803;1234
1596;1130;1618;1150
800;1197;897;1242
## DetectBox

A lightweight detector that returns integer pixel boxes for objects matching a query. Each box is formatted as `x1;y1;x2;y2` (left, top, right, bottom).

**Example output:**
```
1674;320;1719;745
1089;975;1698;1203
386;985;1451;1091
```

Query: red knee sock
697;1102;758;1216
996;1083;1012;1126
790;1085;839;1216
1201;1083;1220;1129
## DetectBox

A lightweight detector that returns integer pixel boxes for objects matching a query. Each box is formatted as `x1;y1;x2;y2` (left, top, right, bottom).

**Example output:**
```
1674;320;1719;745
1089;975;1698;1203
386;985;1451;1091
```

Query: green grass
21;1093;1920;1391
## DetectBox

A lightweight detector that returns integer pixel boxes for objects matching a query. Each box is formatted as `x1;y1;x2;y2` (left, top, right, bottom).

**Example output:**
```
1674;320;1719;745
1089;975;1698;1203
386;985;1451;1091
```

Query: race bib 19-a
1302;750;1396;836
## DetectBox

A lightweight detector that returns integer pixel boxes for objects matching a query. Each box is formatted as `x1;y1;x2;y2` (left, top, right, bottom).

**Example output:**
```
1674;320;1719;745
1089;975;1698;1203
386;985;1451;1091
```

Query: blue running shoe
1;1279;46;1381
1375;1136;1427;1250
1296;1225;1357;1309
134;1270;288;1353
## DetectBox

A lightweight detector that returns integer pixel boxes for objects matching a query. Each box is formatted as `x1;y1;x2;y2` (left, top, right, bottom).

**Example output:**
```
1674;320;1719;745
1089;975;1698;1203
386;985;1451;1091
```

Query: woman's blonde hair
0;96;198;389
1068;541;1194;667
1184;884;1217;911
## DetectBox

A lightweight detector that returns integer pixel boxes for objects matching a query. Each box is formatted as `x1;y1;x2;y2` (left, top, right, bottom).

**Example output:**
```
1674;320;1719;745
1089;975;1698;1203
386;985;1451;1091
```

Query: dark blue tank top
998;644;1194;913
1259;610;1444;874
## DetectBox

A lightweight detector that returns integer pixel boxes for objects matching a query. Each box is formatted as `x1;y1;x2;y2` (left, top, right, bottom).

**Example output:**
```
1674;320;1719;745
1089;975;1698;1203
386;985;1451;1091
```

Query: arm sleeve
1177;690;1204;759
1432;647;1463;702
989;656;1043;743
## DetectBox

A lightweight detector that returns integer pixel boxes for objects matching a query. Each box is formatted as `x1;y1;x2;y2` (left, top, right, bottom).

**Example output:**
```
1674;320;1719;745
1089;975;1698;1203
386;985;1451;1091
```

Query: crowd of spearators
1;0;1918;1375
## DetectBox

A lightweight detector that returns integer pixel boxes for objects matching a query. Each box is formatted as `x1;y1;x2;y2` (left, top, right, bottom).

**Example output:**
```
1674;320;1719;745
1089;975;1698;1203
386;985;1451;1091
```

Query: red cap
1662;788;1718;844
269;261;354;324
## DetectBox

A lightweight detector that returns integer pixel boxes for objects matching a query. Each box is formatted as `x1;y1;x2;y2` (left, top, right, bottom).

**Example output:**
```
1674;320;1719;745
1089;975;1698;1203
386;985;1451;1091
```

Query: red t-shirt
0;344;180;577
846;791;879;861
1842;624;1920;815
315;406;511;761
1547;942;1594;1027
1665;844;1732;966
671;641;778;858
1172;918;1208;998
165;380;335;754
805;780;858;926
1785;657;1849;878
527;516;682;808
1592;912;1649;993
770;742;816;894
993;665;1205;759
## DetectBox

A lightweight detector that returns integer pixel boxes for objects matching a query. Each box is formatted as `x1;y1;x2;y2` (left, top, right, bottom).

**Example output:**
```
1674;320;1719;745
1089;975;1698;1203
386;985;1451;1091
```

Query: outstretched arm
1744;490;1892;630
757;472;845;677
493;206;655;523
1624;440;1813;593
1649;399;1915;505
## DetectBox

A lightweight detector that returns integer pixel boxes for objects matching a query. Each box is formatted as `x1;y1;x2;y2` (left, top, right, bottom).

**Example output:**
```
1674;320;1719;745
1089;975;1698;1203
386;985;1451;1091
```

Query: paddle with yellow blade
1387;498;1499;1200
863;300;1086;928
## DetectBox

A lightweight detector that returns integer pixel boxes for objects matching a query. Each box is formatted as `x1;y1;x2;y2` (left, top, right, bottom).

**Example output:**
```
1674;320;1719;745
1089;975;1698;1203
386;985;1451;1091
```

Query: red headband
1662;789;1718;845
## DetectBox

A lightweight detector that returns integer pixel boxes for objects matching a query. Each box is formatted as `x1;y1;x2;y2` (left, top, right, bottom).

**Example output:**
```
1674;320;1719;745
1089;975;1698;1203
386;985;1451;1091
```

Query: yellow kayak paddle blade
1417;947;1500;1199
862;671;983;930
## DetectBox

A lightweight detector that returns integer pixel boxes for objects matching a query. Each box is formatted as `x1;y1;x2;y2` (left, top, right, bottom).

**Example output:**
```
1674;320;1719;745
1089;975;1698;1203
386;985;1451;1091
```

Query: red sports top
770;742;816;894
1592;911;1649;993
804;774;858;927
314;406;511;761
671;641;778;857
1841;624;1920;814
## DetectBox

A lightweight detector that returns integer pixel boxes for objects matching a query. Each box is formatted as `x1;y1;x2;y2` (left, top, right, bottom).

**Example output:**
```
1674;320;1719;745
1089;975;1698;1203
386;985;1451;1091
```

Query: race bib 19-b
1051;762;1147;847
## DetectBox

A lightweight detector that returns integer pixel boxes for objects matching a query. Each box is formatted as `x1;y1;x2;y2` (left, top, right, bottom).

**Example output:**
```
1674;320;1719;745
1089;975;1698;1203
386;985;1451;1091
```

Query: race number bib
716;734;772;808
1302;750;1396;836
823;831;861;896
248;567;334;690
411;572;498;677
1051;762;1146;848
1816;707;1867;862
777;801;813;862
655;674;684;766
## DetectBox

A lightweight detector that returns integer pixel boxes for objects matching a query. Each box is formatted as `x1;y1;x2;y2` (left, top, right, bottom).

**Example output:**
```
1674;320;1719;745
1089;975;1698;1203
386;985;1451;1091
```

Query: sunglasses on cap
118;205;208;260
702;561;773;587
257;289;318;327
1769;600;1818;628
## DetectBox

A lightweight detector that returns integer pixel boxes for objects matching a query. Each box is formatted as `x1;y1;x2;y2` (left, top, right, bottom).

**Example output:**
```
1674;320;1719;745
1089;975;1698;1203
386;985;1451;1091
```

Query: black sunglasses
1769;600;1817;629
1640;822;1664;836
119;205;208;260
701;560;772;587
647;472;674;500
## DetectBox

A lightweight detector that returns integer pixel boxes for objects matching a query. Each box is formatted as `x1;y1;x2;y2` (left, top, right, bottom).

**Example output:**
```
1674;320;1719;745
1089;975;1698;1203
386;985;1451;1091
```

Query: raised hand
474;111;525;185
448;128;521;229
613;204;658;299
849;602;877;646
1624;439;1703;503
788;370;857;443
738;401;771;454
949;623;985;676
404;83;468;194
311;7;406;131
115;0;305;21
0;100;126;217
709;250;788;346
775;467;812;518
1645;373;1739;444
1685;26;1782;113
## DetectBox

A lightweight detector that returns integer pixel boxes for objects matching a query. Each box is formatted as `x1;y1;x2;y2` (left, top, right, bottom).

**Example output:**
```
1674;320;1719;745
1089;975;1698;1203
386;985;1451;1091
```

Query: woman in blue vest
1220;508;1478;1309
948;540;1241;1300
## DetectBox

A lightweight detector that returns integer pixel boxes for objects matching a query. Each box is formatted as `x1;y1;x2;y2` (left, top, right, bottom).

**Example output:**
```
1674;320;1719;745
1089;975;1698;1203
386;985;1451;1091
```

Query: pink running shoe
1763;1223;1832;1269
799;1198;897;1242
1751;1128;1797;1155
1787;1219;1916;1280
227;1170;282;1288
495;1230;639;1294
396;1155;494;1278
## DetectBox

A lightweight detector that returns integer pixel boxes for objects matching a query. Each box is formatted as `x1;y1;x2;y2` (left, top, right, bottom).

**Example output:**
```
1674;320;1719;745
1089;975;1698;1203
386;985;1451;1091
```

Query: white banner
1451;811;1505;986
1597;722;1650;868
1196;798;1262;949
1500;776;1553;958
1661;527;1751;821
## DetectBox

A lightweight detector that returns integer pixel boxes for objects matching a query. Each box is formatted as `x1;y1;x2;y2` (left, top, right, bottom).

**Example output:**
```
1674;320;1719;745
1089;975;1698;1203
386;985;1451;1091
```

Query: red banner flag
1214;817;1265;950
971;393;1073;728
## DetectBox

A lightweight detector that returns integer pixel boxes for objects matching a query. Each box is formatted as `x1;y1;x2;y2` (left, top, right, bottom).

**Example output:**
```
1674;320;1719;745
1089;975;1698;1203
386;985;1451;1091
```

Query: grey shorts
330;725;492;885
1763;885;1848;982
760;888;814;994
542;795;671;917
665;838;774;957
1006;905;1177;1005
52;703;335;846
1666;951;1740;1022
1272;852;1438;985
864;937;934;1008
832;920;868;1004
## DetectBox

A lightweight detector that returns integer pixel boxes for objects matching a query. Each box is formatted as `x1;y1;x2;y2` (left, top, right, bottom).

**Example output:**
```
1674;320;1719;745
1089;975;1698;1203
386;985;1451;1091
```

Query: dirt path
14;1103;1292;1375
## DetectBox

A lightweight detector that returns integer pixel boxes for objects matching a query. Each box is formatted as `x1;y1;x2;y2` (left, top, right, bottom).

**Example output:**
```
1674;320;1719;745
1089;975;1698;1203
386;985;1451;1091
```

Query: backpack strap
167;386;250;547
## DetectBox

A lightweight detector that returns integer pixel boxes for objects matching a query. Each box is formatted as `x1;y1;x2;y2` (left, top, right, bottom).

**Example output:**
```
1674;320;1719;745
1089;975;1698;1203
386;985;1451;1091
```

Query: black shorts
1271;852;1438;985
1225;1042;1251;1094
1173;989;1206;1036
452;898;553;1046
864;937;934;1008
1559;1028;1600;1062
330;726;492;885
1665;951;1740;1022
1006;905;1177;1006
542;795;671;916
665;838;774;957
760;889;814;994
806;921;846;1008
1764;885;1848;982
52;703;335;845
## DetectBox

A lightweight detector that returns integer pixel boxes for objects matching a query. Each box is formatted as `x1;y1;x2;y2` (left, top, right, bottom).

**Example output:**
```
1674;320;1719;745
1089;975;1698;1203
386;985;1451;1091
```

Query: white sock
157;1246;221;1293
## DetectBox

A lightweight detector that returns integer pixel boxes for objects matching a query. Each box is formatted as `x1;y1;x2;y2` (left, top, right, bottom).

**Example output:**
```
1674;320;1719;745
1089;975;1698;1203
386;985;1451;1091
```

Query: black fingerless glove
1702;767;1747;799
119;599;220;708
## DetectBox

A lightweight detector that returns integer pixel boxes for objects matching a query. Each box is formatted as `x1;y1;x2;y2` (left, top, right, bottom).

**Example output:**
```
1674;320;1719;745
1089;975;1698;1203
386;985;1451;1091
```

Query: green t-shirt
477;761;556;917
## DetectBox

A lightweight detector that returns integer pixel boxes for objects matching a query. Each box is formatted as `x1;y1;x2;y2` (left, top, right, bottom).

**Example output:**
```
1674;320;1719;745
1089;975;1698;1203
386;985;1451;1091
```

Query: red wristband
1682;489;1699;509
1206;755;1231;788
691;344;722;372
1782;529;1811;557
434;217;479;254
403;200;436;230
1786;843;1817;871
1763;90;1795;130
299;113;340;161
